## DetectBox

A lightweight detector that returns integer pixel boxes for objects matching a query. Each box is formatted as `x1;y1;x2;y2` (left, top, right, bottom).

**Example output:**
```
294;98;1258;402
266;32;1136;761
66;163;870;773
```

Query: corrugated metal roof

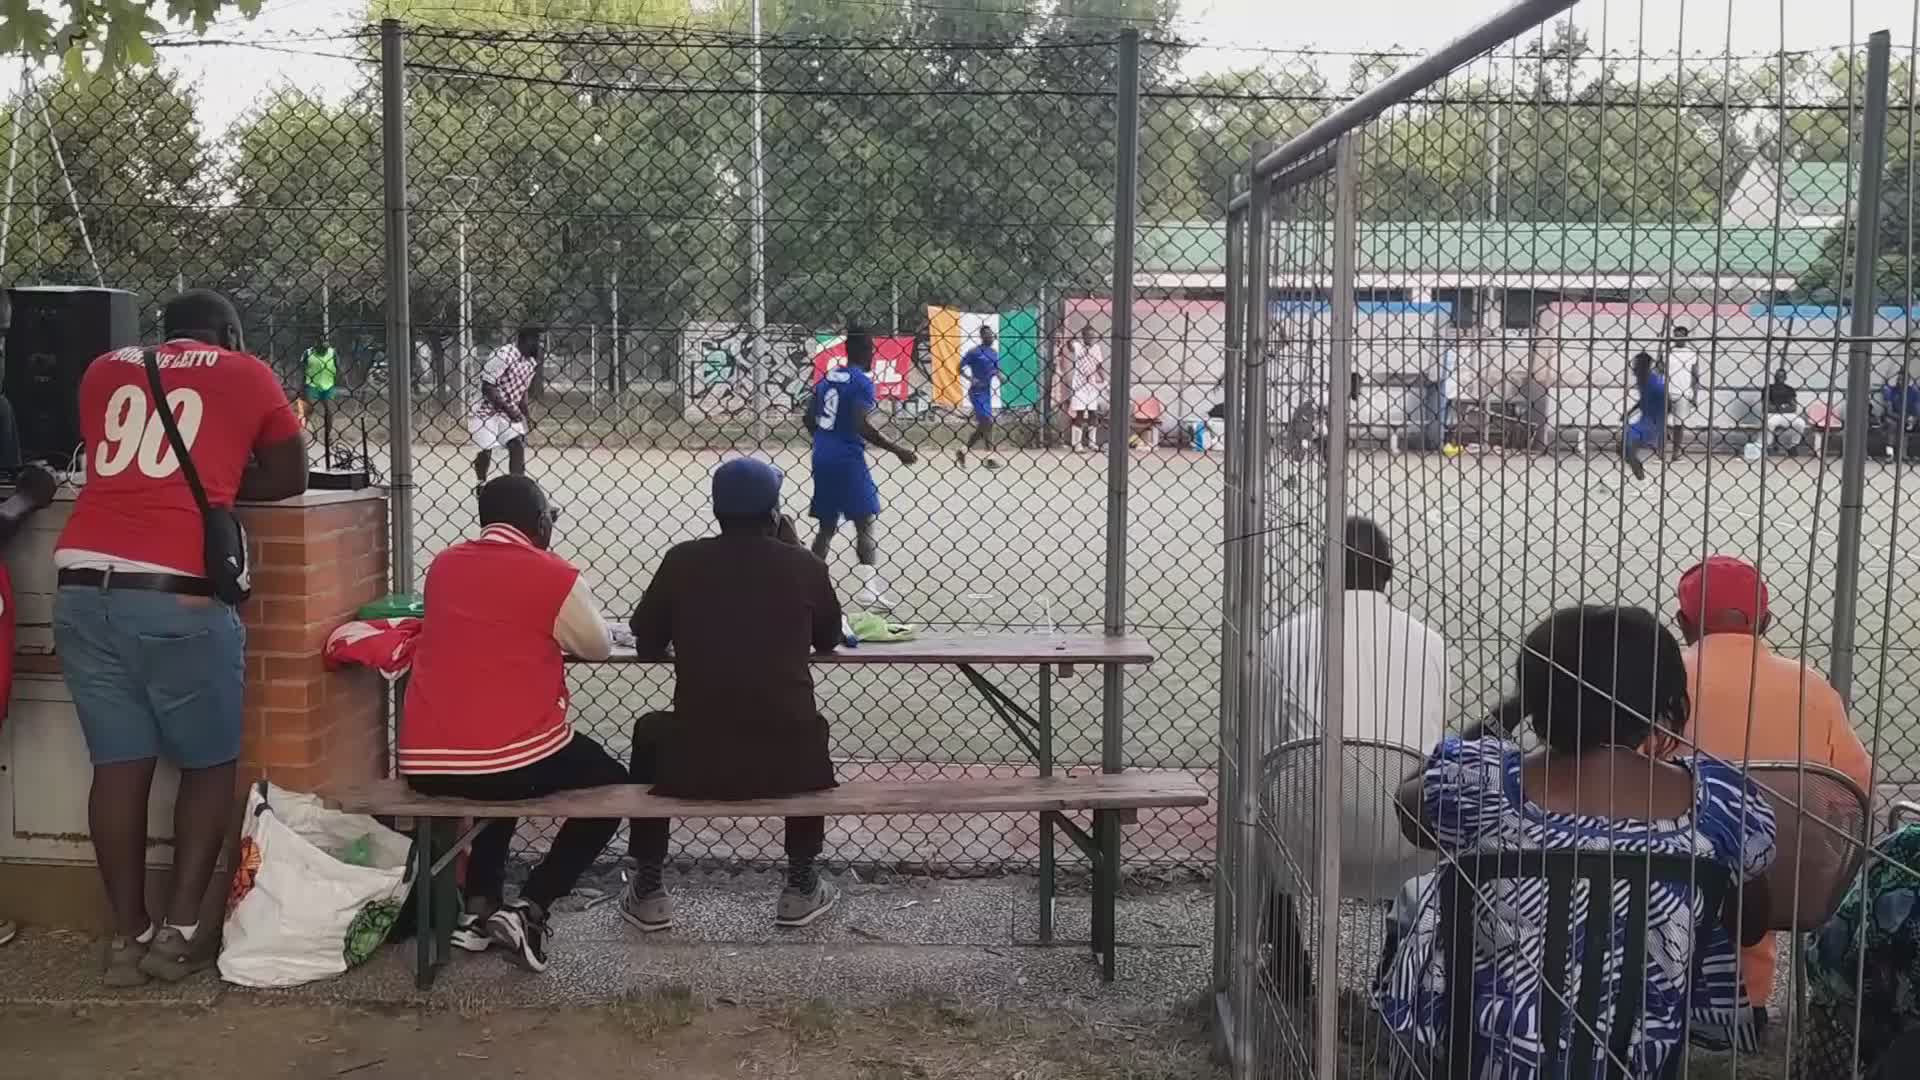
1138;220;1832;278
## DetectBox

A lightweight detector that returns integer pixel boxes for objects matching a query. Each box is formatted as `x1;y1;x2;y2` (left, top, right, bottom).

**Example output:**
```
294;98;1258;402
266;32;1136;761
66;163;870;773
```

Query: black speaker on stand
3;285;141;468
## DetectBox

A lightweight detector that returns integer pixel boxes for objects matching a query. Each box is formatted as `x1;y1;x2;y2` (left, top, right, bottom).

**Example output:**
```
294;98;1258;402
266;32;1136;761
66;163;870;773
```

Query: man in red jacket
399;475;620;973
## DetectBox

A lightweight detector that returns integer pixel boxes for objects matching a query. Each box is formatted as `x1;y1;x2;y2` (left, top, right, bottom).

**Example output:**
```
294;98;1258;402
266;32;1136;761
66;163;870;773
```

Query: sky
93;0;1920;137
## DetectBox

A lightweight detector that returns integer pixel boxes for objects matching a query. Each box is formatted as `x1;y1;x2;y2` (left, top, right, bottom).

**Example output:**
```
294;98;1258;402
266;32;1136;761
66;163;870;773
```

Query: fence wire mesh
1219;7;1920;1080
0;21;1274;874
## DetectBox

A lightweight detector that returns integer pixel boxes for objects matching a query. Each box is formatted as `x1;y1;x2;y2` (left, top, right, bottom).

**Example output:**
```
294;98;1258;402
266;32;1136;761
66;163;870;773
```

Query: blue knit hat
712;458;782;517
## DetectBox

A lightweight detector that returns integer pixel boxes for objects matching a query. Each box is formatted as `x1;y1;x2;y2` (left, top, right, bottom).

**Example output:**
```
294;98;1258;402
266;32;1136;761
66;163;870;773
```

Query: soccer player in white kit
1066;325;1108;452
1664;324;1700;460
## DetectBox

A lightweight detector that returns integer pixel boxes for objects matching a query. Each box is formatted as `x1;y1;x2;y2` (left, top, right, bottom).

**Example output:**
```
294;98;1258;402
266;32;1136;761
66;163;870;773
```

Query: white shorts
469;413;528;451
1667;397;1693;425
1070;388;1108;414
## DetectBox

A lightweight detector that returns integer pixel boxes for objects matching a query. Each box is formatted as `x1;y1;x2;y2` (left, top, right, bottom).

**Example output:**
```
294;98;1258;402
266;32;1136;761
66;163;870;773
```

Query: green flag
998;307;1040;408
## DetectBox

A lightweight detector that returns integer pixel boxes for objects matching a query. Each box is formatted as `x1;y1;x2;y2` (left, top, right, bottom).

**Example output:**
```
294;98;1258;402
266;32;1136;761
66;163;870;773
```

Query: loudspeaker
4;286;141;467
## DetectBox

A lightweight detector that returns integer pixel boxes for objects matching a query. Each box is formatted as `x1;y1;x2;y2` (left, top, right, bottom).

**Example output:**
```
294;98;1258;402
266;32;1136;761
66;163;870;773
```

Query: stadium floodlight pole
380;18;416;592
1223;0;1577;212
443;173;479;400
748;0;769;443
0;68;30;282
1831;29;1893;704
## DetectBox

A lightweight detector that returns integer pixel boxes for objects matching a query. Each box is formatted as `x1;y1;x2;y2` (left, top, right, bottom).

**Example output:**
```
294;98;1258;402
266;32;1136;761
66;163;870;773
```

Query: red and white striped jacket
396;524;582;775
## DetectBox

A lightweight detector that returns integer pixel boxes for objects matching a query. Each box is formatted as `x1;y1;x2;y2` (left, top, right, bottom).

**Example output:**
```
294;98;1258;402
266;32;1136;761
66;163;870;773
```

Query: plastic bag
218;781;412;988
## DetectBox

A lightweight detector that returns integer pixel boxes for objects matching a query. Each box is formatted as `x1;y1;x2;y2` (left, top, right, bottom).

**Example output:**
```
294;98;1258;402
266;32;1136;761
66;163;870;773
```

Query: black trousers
405;732;628;909
626;711;826;867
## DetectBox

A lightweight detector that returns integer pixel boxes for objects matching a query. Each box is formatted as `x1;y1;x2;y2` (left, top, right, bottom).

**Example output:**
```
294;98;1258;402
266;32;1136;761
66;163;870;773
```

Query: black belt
59;567;214;597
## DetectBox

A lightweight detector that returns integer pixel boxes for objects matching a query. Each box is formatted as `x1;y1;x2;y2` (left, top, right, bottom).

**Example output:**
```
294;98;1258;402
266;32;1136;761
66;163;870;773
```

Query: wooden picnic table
573;629;1156;955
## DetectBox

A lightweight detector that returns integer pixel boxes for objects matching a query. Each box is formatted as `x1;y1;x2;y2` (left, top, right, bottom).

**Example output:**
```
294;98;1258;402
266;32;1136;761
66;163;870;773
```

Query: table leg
412;818;433;990
1094;808;1118;981
1039;664;1055;945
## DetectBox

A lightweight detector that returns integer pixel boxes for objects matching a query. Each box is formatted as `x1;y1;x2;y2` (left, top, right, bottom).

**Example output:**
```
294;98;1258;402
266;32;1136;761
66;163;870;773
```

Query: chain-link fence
1;18;1277;874
1218;1;1920;1077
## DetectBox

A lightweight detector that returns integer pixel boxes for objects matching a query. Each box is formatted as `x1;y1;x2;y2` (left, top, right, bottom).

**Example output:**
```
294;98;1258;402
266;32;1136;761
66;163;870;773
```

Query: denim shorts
53;585;246;769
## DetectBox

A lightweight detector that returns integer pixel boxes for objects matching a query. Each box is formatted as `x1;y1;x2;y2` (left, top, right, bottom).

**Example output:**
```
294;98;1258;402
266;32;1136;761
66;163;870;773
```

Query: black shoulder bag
142;348;252;604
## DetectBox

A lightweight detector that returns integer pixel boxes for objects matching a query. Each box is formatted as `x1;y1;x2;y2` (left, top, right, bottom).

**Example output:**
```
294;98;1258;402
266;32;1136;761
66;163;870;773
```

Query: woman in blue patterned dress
1377;605;1777;1077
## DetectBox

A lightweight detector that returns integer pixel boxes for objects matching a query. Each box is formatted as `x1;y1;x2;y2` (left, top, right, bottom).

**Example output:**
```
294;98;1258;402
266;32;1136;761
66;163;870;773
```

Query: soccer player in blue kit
957;324;1002;469
805;325;917;612
1623;350;1666;481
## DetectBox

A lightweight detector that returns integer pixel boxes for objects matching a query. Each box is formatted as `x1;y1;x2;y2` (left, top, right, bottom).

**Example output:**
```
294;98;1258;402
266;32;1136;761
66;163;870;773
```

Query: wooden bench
574;631;1155;948
329;772;1210;988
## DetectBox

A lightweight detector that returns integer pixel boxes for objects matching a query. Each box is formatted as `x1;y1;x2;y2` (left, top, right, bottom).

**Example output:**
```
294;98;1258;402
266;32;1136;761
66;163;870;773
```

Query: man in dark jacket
621;458;843;932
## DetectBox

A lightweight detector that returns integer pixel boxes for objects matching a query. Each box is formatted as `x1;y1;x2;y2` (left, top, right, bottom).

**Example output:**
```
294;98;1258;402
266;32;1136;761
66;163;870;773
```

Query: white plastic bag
218;780;412;988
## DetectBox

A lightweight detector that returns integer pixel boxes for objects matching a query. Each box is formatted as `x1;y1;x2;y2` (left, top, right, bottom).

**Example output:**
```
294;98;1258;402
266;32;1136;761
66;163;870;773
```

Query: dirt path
0;992;1220;1080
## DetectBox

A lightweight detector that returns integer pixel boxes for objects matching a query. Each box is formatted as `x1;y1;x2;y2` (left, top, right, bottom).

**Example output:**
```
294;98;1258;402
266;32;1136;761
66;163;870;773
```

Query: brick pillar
235;490;391;794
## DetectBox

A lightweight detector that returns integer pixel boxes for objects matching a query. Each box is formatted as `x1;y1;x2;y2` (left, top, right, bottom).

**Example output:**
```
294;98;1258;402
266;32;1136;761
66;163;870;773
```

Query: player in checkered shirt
471;325;543;486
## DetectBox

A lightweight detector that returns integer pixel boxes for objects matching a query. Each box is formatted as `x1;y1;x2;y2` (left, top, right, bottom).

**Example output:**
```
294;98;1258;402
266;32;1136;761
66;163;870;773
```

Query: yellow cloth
1681;633;1874;1005
927;306;965;407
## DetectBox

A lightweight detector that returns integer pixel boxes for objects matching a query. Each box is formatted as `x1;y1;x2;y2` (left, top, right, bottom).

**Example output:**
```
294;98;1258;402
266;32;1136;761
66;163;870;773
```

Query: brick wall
235;491;390;793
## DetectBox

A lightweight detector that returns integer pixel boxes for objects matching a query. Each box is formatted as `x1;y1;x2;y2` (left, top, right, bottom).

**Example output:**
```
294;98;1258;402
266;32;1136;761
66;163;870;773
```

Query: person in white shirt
1066;326;1108;452
470;325;542;487
1257;516;1453;1003
1665;324;1701;459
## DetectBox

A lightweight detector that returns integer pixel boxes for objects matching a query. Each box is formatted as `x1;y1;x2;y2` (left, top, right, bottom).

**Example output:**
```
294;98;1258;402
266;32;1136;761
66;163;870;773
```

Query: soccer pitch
393;441;1920;785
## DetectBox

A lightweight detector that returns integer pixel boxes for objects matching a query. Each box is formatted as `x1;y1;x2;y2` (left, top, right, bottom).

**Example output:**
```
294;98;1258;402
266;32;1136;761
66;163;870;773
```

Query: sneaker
101;935;149;988
0;919;15;947
618;882;673;933
451;912;491;953
954;450;967;468
982;457;1002;470
775;879;840;928
139;926;213;983
485;899;550;973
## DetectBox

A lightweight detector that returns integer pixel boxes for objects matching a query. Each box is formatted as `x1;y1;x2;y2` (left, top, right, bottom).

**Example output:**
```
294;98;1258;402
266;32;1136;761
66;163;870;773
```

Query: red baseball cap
1677;556;1770;633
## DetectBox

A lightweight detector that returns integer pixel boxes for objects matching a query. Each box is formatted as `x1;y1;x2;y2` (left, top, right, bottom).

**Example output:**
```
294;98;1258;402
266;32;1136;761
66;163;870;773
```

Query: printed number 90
95;384;206;479
819;387;841;431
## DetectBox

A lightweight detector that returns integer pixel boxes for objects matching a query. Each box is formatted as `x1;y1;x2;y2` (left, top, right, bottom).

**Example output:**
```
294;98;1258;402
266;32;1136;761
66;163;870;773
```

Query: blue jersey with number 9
810;367;875;464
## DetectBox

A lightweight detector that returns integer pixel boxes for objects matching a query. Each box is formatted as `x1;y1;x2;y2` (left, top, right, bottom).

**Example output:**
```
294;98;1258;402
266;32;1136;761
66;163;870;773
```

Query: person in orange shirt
1674;555;1873;1019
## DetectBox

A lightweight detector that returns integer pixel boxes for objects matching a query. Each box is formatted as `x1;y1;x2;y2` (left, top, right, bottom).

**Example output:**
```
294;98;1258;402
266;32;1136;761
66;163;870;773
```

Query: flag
808;334;913;400
928;307;996;409
998;307;1041;408
930;306;1042;412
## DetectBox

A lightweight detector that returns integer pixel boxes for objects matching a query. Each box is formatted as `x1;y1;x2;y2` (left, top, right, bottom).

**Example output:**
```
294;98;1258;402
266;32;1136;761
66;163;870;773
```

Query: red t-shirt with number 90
56;340;303;577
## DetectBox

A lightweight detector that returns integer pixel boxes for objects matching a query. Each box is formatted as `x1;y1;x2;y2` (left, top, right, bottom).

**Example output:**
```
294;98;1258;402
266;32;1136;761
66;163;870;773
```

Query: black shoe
485;899;549;973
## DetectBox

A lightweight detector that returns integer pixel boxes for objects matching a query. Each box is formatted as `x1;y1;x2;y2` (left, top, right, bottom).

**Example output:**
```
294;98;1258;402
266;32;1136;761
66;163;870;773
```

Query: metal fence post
1314;131;1359;1080
1230;143;1272;1080
1831;29;1892;703
380;18;416;593
1103;27;1141;650
1092;24;1142;985
1214;196;1245;1014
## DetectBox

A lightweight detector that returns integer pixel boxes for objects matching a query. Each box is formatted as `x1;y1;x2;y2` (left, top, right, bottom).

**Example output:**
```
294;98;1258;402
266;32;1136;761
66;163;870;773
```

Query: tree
1;66;220;299
2;0;261;73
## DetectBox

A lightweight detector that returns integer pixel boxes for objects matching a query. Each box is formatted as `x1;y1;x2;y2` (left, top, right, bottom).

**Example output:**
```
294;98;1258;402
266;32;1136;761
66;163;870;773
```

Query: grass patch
610;984;702;1040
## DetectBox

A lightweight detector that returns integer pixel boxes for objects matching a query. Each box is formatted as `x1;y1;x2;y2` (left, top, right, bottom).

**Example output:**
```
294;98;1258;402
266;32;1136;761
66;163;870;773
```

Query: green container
357;592;424;620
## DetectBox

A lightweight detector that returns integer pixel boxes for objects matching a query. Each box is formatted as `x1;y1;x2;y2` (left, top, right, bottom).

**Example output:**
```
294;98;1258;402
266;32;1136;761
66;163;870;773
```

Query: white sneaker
451;912;491;953
856;567;896;613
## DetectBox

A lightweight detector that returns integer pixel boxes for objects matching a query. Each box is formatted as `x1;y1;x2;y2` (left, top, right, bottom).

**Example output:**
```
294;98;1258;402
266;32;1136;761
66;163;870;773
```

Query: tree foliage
0;0;261;73
0;8;1902;361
